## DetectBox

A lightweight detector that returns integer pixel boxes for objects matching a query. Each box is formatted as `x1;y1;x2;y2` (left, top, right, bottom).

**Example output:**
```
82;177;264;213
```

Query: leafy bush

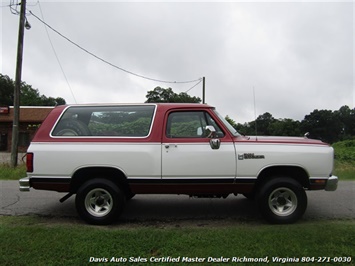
332;140;355;162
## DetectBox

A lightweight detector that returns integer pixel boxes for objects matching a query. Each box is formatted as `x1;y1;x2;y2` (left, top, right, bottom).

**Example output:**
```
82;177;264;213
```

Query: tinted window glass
52;105;155;137
166;111;224;138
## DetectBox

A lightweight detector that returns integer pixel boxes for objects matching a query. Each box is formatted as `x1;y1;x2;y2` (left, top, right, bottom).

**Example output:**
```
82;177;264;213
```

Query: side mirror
205;125;220;150
205;125;217;138
209;138;221;150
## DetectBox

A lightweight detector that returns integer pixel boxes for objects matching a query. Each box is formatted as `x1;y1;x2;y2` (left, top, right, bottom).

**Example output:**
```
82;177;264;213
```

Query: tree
0;74;14;105
300;109;343;143
269;118;301;136
229;106;355;142
145;87;175;103
145;87;201;103
253;112;276;136
225;115;237;128
0;73;66;106
335;105;355;139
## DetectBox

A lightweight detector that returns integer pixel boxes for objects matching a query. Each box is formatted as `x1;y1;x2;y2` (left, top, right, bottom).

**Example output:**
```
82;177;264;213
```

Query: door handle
165;144;177;149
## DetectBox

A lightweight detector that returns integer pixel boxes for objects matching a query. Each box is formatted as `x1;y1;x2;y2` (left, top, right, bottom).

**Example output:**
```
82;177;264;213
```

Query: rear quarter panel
28;142;161;180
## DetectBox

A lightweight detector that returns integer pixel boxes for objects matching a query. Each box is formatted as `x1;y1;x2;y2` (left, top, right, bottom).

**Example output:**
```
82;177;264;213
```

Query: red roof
0;106;54;123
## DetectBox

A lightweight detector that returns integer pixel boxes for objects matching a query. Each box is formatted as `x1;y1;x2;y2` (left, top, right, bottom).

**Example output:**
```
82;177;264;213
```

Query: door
162;110;236;182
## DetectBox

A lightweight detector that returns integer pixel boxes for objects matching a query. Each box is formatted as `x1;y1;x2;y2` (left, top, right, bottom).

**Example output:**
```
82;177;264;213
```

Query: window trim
165;110;225;139
50;104;157;139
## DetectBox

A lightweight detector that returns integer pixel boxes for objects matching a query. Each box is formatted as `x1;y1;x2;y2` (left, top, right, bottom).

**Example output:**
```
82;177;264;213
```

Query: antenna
253;86;258;141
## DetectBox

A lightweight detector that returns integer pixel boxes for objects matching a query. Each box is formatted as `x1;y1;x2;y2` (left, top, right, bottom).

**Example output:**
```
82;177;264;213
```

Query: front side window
52;105;156;137
166;111;224;138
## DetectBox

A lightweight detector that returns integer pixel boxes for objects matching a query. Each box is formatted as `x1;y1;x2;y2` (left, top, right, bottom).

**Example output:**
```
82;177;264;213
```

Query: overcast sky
1;0;354;123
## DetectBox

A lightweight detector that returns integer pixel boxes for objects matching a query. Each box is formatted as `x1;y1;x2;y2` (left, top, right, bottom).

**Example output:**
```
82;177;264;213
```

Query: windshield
213;110;241;137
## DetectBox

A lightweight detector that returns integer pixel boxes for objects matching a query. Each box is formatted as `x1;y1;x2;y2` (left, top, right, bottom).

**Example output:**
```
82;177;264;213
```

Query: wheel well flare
70;167;130;194
256;166;309;189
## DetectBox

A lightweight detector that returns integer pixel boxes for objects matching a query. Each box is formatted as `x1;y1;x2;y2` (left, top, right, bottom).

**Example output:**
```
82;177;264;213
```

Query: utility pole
202;77;205;104
11;0;27;167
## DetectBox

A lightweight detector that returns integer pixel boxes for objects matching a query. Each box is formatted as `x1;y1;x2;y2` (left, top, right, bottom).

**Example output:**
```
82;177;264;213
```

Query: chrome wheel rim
268;187;297;216
85;188;113;217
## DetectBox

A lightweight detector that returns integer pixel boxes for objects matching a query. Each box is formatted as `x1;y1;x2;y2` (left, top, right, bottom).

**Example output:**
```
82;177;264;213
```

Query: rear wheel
257;177;307;224
75;178;125;225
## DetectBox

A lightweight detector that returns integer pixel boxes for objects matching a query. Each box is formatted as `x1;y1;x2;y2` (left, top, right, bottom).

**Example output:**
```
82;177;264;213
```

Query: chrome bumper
19;177;30;192
325;175;338;191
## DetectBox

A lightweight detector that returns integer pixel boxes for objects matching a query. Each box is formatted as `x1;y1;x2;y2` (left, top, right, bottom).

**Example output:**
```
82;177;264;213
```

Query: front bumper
325;175;338;191
19;177;30;192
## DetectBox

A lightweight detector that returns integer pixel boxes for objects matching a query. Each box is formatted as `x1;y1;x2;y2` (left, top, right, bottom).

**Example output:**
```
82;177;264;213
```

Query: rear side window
52;105;156;137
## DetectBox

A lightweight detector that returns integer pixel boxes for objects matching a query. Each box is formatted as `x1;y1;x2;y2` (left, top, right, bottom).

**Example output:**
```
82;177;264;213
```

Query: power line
8;0;38;14
29;10;202;85
0;3;11;8
185;78;202;93
38;1;77;103
9;0;20;14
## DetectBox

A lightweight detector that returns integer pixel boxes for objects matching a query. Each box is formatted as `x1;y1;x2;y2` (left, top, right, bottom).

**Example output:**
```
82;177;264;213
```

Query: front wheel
257;178;307;224
75;178;125;225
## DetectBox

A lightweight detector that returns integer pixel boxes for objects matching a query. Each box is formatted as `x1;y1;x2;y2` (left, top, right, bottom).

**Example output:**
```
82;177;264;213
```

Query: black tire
257;177;307;224
75;178;125;225
53;119;91;136
242;192;256;200
125;191;136;201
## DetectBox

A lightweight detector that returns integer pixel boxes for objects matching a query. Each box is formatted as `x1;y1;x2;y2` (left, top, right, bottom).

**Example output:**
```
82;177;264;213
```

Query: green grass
0;163;26;180
333;140;355;181
334;161;355;181
0;216;354;266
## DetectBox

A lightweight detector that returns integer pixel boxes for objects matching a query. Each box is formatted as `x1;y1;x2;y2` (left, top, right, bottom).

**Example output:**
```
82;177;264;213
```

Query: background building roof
0;106;54;123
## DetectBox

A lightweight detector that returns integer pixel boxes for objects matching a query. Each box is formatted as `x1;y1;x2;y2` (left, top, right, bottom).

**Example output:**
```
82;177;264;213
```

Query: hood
236;135;329;145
